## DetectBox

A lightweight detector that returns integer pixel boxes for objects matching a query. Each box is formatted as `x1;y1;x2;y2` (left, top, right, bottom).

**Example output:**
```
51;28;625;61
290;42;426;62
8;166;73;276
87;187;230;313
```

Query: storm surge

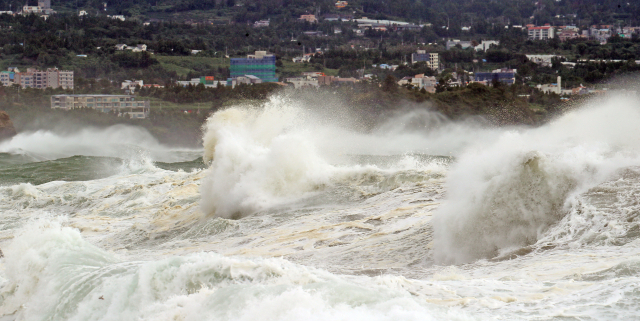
433;95;640;264
0;124;199;163
3;93;640;320
199;95;498;219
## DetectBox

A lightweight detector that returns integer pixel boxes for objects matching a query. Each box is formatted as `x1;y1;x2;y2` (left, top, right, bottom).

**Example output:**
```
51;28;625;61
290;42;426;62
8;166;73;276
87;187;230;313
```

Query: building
285;76;319;88
323;14;352;21
299;14;317;23
107;15;125;21
527;25;555;40
0;68;73;89
474;40;499;51
537;76;562;95
411;50;439;70
227;75;263;88
559;29;579;42
446;40;473;50
474;68;516;85
316;76;358;86
526;55;563;67
397;74;437;92
230;51;277;82
51;94;150;119
253;20;269;28
176;76;220;88
335;1;348;9
116;44;147;52
21;0;54;15
292;56;311;63
589;27;612;44
303;31;324;37
121;80;144;94
0;70;16;87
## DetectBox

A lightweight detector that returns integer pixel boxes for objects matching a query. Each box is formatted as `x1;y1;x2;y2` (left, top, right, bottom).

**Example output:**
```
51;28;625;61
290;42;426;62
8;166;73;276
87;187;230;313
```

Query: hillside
2;0;639;27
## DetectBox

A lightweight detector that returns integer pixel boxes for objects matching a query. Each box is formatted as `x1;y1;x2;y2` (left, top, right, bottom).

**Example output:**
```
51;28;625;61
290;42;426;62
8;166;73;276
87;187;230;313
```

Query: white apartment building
528;26;555;40
51;94;150;119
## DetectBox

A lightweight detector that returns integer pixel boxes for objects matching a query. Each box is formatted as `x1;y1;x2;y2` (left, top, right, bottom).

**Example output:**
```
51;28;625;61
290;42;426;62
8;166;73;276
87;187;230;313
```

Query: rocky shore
0;111;17;141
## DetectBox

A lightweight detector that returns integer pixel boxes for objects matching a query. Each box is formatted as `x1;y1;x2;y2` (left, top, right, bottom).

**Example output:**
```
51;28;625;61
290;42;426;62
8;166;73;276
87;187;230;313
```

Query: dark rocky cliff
0;111;17;141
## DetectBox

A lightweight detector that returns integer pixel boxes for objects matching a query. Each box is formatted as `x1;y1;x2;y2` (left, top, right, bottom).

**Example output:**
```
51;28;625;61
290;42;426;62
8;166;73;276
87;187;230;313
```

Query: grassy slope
156;56;229;77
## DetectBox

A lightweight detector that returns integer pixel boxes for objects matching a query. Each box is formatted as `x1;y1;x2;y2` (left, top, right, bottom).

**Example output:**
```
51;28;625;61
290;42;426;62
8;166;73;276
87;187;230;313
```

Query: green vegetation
0;0;636;147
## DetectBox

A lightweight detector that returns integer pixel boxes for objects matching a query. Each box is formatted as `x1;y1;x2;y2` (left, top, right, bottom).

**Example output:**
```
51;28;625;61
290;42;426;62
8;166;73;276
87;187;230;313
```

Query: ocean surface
1;95;640;320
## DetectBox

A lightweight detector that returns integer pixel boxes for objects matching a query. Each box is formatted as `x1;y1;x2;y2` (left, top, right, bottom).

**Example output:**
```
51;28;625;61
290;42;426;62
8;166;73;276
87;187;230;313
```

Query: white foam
433;95;640;264
200;95;497;219
0;124;200;163
0;219;474;321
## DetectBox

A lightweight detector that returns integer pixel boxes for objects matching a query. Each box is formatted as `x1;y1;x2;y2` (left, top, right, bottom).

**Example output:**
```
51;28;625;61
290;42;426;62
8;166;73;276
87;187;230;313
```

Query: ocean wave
433;95;640;264
0;124;201;163
200;95;488;219
0;219;471;321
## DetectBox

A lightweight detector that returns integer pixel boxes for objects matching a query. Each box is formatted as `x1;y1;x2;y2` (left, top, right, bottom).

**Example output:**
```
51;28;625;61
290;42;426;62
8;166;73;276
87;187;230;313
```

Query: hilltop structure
21;0;54;15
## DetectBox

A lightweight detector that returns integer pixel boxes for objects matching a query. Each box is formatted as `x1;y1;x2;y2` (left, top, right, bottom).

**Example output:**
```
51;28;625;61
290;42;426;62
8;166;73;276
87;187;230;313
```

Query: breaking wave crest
199;96;477;219
433;95;640;264
0;219;468;321
0;124;200;163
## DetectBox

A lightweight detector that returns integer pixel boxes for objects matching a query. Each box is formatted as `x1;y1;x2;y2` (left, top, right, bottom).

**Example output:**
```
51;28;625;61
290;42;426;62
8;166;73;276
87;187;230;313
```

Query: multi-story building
230;51;277;82
411;50;439;70
474;68;516;85
51;94;150;119
0;70;15;87
6;68;73;89
21;0;54;15
527;25;555;40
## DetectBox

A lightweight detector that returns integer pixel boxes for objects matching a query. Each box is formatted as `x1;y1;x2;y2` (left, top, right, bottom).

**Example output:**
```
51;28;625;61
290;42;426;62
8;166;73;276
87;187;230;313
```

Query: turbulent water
1;95;640;320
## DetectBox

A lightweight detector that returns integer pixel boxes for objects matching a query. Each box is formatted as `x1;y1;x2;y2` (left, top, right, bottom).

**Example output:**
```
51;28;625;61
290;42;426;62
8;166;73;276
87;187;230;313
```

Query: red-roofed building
528;25;555;40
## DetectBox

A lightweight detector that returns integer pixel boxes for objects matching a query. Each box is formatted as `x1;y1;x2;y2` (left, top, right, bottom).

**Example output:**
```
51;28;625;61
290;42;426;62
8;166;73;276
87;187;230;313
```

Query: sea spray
433;95;640;264
200;101;334;219
200;95;499;219
0;124;199;163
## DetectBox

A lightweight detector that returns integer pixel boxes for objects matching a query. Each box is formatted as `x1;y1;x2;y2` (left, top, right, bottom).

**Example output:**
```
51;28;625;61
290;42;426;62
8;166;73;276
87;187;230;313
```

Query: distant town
0;0;638;127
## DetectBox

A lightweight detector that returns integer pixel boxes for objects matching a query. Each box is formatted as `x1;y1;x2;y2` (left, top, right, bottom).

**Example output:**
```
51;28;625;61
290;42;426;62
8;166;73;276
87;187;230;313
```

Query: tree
381;75;398;93
435;76;450;93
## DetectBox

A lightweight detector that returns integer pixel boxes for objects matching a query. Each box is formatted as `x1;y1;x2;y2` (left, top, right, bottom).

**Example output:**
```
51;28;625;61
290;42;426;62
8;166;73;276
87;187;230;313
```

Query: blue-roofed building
474;68;516;85
230;51;278;82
